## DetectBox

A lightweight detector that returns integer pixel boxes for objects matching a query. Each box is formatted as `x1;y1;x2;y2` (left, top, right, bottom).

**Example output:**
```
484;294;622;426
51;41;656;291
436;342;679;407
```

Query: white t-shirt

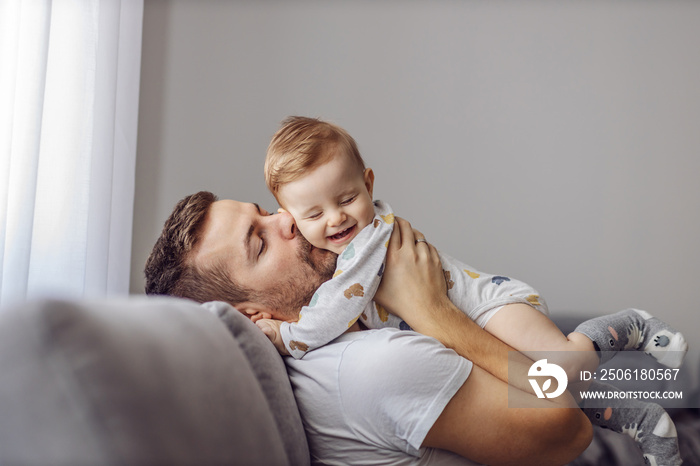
285;328;481;465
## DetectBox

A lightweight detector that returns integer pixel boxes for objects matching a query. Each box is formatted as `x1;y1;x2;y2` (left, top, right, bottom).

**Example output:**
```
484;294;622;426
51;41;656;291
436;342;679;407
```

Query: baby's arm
280;202;395;359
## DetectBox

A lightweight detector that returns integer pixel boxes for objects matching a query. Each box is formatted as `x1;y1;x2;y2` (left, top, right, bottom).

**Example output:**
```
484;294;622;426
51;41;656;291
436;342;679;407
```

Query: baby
262;116;687;465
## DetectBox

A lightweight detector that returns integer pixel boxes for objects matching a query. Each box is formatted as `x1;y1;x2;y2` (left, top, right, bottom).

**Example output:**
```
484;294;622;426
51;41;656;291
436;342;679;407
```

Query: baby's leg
486;305;683;465
574;308;688;368
582;381;682;466
484;303;599;383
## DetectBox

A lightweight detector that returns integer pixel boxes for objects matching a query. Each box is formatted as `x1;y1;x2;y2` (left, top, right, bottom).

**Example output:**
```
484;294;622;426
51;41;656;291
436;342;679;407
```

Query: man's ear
236;302;273;323
364;168;375;198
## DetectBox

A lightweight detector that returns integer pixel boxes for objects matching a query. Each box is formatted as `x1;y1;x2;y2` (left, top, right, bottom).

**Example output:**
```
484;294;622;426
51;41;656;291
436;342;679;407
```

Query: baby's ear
364;168;375;198
277;207;288;214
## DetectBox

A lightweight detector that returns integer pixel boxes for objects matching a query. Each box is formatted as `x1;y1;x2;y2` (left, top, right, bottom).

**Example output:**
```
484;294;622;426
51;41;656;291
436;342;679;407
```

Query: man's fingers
393;217;415;248
426;240;439;260
388;215;402;251
412;227;426;245
389;218;430;256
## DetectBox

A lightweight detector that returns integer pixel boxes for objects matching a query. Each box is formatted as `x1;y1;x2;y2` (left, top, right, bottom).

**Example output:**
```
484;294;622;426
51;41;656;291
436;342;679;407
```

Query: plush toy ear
604;407;613;421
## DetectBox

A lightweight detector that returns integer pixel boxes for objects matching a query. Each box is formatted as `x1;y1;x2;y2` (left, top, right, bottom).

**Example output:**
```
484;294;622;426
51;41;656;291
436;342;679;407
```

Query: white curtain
0;0;143;309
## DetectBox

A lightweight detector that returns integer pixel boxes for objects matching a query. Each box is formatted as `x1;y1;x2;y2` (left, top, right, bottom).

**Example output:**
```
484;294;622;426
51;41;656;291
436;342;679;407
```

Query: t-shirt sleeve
337;330;472;457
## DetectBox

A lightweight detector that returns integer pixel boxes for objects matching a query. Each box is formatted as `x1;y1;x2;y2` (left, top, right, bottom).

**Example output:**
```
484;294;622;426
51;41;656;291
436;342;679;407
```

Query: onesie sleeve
280;200;395;359
337;329;472;457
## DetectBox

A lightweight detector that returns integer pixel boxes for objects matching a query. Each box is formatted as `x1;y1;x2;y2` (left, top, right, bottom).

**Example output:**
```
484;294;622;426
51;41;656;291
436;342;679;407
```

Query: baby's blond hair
265;116;365;201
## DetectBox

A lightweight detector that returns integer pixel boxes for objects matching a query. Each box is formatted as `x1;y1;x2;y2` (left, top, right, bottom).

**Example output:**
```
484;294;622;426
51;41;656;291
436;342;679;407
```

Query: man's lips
328;225;356;243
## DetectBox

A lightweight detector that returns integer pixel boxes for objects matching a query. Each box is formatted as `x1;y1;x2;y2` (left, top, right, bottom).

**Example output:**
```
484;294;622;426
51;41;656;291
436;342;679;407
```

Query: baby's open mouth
329;225;355;242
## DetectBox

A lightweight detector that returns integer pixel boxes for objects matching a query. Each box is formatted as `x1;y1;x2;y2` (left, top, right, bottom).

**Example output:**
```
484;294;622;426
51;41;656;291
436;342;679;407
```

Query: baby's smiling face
277;153;375;255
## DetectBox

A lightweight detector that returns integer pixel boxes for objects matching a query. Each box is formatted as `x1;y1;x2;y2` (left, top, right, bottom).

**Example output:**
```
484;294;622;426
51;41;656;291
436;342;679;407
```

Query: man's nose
274;210;297;239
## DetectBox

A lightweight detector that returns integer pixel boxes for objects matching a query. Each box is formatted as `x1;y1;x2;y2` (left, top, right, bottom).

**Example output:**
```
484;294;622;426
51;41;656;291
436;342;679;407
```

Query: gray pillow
0;297;290;466
202;301;310;466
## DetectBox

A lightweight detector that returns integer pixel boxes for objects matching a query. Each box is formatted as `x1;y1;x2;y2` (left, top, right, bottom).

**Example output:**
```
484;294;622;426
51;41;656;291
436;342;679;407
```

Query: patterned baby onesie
280;200;548;359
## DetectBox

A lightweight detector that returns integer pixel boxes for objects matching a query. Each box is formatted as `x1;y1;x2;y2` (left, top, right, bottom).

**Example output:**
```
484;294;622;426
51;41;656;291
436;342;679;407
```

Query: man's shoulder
338;328;466;375
339;327;435;350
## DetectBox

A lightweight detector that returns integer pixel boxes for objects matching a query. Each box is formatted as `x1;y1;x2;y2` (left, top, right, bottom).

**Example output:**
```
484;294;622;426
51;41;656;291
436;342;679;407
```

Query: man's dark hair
144;191;255;305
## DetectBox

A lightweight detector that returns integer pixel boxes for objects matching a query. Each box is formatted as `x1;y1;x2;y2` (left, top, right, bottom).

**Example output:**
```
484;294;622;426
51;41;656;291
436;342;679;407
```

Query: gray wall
132;0;700;337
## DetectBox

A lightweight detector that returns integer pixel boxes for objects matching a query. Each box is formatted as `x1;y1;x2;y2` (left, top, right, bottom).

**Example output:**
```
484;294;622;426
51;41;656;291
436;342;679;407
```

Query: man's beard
297;233;337;282
259;234;337;321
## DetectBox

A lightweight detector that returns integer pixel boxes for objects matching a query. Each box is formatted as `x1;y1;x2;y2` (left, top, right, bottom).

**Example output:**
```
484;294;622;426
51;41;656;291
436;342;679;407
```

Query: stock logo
528;359;568;399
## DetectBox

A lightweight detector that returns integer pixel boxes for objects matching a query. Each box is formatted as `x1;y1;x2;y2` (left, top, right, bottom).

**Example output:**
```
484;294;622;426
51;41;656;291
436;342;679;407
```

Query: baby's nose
329;210;346;226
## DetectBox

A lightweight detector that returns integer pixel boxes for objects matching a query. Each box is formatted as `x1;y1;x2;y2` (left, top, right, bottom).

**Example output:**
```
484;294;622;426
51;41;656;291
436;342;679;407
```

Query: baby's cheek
298;223;326;249
360;205;376;228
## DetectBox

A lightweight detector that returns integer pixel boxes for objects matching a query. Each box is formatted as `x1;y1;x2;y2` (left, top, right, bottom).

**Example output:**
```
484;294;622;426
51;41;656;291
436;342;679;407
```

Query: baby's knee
567;331;597;353
552;332;599;381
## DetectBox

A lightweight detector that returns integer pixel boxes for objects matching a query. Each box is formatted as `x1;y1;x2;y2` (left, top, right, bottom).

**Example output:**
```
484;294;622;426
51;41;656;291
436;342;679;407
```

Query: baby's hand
255;318;290;356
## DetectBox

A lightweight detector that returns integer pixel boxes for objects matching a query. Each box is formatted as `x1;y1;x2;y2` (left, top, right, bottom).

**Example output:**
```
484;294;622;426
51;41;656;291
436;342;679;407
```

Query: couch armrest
0;297;292;465
203;301;310;466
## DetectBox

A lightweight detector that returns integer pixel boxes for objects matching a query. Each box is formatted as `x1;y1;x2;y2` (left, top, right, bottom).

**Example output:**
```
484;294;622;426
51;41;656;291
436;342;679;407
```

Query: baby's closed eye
340;195;357;206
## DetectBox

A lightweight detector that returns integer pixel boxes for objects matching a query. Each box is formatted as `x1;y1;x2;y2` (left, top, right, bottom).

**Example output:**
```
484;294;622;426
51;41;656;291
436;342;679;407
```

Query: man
145;191;592;465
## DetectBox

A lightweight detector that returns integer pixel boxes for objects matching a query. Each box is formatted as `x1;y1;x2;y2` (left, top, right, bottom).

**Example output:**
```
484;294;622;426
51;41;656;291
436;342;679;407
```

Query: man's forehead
194;199;257;264
207;200;247;230
211;199;261;216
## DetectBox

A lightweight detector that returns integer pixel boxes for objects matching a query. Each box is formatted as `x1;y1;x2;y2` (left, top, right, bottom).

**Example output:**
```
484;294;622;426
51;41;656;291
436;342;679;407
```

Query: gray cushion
202;301;310;466
0;297;290;466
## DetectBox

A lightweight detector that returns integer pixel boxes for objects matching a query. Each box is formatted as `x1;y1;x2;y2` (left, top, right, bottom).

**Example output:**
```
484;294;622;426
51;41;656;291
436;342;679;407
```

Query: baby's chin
304;237;345;256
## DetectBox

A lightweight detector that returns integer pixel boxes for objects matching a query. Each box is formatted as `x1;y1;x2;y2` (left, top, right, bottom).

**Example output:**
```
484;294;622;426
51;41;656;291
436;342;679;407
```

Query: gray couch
0;298;309;466
1;298;698;465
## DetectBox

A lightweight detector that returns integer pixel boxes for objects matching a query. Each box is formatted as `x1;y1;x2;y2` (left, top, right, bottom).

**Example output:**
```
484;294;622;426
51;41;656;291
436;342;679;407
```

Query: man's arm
374;218;518;384
422;363;592;465
375;218;592;465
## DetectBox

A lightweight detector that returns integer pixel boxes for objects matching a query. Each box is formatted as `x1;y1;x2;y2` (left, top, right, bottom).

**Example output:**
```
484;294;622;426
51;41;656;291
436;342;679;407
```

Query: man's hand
374;217;449;329
256;318;290;356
